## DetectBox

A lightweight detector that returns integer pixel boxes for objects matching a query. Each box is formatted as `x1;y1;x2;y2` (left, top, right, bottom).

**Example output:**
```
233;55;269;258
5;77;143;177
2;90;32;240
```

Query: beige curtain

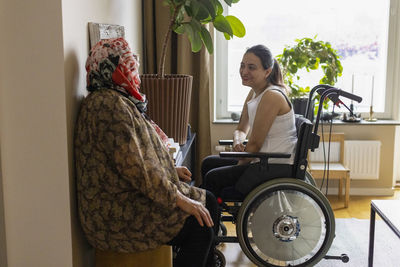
142;0;212;185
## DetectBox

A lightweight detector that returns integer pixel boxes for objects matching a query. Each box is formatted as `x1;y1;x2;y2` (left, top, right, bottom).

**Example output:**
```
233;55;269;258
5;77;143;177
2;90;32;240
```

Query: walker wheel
214;248;226;267
341;254;349;263
219;222;227;236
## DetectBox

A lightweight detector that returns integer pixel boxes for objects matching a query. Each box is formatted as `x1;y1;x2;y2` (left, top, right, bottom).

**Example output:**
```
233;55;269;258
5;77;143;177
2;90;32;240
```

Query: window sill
322;119;400;126
213;118;239;124
213;118;400;125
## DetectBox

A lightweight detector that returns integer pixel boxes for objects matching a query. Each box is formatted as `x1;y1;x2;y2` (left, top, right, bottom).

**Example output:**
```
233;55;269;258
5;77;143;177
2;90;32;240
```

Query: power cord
319;105;335;196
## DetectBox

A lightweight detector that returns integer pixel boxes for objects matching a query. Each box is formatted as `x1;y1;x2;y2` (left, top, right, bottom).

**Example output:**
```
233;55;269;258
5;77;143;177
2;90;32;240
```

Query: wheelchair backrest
292;115;319;179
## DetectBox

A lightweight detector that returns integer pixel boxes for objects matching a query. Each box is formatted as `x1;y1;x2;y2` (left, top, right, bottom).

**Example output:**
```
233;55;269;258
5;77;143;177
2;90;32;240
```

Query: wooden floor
217;187;400;267
328;187;400;219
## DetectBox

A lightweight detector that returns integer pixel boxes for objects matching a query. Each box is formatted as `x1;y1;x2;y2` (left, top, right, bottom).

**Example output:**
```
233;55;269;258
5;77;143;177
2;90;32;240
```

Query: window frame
214;0;400;121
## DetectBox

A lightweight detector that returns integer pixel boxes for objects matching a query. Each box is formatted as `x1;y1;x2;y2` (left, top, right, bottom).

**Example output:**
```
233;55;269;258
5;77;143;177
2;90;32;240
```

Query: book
166;138;180;162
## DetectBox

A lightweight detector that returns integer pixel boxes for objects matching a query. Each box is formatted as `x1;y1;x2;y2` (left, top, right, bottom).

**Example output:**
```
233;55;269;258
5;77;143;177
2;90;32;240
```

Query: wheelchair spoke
237;179;335;267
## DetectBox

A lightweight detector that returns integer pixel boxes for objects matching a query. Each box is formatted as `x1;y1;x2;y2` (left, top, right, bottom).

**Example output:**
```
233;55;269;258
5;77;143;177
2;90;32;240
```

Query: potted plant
141;0;246;144
276;37;343;116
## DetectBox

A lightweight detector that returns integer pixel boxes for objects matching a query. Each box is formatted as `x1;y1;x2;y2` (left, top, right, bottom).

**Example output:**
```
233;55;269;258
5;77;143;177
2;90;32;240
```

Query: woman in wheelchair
202;44;297;198
200;46;360;266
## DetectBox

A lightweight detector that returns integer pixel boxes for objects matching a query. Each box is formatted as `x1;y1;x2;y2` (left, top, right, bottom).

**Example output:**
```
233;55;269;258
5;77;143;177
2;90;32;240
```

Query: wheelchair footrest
216;236;238;243
220;215;235;222
323;254;349;263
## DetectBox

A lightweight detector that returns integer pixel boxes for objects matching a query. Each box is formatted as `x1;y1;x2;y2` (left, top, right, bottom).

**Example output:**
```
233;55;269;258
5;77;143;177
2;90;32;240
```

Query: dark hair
246;45;287;93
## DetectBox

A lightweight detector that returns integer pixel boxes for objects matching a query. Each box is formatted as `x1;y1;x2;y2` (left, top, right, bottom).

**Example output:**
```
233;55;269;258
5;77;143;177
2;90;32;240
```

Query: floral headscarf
85;38;169;145
86;37;147;111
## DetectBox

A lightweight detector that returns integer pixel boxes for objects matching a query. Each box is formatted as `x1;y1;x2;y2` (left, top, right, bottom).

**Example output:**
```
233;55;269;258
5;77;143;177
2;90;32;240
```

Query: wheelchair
212;86;362;267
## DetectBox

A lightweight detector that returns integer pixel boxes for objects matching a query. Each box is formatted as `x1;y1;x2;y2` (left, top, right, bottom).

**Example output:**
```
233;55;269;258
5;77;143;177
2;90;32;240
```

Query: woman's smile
241;76;250;82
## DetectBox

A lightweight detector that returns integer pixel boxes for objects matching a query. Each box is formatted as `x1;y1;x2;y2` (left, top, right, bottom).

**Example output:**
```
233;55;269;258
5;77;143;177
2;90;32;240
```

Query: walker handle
338;90;362;103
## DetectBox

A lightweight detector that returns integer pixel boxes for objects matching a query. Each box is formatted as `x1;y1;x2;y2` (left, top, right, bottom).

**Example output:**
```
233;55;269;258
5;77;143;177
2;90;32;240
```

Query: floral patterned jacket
74;89;205;252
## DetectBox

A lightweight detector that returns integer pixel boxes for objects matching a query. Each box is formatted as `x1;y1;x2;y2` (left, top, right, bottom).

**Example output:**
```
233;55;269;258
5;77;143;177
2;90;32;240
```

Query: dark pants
201;155;293;197
168;191;219;267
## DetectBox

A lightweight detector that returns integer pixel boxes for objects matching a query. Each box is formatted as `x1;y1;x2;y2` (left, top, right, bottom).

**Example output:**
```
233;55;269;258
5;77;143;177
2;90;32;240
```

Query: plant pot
140;74;193;145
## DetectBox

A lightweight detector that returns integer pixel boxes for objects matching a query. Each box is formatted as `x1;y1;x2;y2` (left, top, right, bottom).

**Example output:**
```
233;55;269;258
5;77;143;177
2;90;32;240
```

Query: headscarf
85;37;169;145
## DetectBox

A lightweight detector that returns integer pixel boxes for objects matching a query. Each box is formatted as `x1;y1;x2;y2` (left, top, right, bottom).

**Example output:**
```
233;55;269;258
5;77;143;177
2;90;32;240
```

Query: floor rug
317;218;400;266
219;218;400;266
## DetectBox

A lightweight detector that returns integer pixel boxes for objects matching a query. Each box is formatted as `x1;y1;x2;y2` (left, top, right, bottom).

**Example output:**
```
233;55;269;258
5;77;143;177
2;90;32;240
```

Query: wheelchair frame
213;86;362;267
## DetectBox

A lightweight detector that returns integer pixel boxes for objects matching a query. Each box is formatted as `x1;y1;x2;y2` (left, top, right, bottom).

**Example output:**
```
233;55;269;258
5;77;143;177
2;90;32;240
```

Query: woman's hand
176;191;214;227
233;129;246;152
233;143;245;152
175;166;192;182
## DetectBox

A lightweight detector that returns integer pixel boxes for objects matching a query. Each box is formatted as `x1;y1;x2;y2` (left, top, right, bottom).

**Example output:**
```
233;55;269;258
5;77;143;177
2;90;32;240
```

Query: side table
368;200;400;267
175;131;196;183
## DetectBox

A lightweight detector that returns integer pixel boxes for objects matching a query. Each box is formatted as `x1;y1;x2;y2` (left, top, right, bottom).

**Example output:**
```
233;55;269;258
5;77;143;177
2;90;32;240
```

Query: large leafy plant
276;37;343;99
159;0;246;76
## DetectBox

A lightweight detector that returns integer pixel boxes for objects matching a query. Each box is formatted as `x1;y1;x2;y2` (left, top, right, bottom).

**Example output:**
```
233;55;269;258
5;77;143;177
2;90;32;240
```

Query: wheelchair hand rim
237;178;335;267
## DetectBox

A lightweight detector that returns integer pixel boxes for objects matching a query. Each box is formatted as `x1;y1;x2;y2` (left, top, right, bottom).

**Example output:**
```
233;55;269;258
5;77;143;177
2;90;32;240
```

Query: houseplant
276;37;343;115
141;0;246;144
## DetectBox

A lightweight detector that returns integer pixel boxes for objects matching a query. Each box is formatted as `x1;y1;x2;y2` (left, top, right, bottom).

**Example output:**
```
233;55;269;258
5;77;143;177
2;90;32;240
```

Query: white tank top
247;85;297;164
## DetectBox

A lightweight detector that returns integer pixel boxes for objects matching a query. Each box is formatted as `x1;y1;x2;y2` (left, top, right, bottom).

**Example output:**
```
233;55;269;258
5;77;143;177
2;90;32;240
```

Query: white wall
0;0;73;266
0;0;142;266
63;0;142;99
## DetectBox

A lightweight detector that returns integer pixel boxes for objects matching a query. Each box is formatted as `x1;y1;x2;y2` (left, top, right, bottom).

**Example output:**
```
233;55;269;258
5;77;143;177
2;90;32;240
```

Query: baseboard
319;187;395;196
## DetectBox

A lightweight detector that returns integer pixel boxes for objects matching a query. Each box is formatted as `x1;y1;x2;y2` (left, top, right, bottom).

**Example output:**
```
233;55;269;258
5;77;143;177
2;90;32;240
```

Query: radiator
344;140;381;180
309;140;381;180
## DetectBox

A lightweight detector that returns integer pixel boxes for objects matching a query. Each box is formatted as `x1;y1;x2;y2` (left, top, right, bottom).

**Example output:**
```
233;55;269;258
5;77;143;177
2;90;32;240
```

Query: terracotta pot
140;74;193;145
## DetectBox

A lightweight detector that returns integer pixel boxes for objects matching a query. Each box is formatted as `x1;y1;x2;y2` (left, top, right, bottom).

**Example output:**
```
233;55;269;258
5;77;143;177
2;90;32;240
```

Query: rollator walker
213;85;362;266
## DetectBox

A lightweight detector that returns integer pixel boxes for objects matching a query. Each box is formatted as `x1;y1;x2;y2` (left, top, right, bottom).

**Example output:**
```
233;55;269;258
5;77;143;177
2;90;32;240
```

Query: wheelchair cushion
220;186;246;201
235;163;294;195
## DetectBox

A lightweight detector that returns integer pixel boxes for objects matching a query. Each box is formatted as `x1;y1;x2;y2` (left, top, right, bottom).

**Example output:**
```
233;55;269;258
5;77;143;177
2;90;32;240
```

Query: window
215;0;398;120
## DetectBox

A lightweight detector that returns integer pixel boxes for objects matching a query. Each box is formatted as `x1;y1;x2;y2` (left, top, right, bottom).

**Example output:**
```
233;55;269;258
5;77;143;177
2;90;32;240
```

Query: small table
368;200;400;267
175;131;196;183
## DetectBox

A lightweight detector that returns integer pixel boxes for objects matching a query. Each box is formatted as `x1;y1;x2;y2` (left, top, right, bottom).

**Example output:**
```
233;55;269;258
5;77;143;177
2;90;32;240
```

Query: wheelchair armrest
219;151;291;159
219;140;248;145
220;152;291;169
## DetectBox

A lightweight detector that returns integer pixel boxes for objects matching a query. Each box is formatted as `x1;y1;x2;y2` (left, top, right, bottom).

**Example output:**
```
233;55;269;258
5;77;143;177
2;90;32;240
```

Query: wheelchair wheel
304;171;317;187
236;178;335;267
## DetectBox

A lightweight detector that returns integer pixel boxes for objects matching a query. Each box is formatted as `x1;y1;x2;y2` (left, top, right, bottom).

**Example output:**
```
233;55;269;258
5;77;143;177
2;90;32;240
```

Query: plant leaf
203;0;216;19
225;15;245;37
184;4;193;17
199;26;213;54
194;1;211;20
190;18;202;32
174;24;185;34
223;0;233;6
191;31;203;52
175;5;185;24
185;22;202;52
278;36;342;98
189;1;200;18
213;15;233;37
223;32;231;40
213;0;223;16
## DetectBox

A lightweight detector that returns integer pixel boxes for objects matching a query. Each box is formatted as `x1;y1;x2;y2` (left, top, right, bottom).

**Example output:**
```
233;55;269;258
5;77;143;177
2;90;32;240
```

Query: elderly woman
74;38;218;267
